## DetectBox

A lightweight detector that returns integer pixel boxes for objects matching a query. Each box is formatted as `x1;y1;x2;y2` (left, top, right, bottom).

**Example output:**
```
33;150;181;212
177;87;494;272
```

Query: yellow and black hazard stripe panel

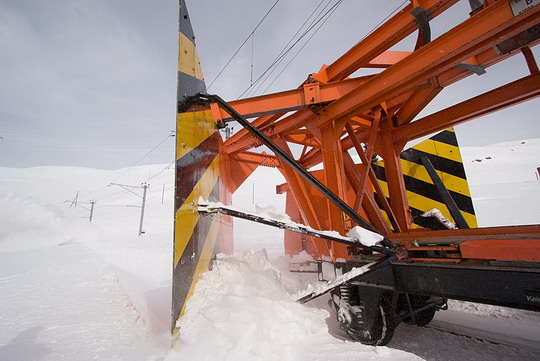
373;128;478;230
172;0;229;333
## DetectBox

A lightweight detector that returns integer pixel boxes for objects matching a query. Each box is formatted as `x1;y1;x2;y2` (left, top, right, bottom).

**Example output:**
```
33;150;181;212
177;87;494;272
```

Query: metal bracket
455;63;487;76
411;6;431;48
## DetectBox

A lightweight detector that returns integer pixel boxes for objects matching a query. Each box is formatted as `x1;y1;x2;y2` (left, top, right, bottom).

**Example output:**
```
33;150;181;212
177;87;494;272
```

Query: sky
0;0;538;169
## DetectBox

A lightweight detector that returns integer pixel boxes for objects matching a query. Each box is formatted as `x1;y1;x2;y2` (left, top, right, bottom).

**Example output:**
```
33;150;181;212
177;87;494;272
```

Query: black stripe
429;130;459;147
179;0;195;42
371;164;475;215
175;131;220;213
372;163;386;181
403;174;475;215
178;71;207;102
374;195;467;231
400;148;466;179
172;181;220;328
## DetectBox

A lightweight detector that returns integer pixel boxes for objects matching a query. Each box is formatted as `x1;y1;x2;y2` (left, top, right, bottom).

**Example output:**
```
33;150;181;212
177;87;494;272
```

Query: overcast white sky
1;0;538;169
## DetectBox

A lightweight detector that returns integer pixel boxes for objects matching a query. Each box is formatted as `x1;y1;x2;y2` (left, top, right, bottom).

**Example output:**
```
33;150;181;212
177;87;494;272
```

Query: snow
167;251;421;361
0;138;539;360
421;208;457;230
346;226;384;247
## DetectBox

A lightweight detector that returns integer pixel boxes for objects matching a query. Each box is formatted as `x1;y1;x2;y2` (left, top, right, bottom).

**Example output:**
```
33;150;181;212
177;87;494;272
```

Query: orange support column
380;118;411;232
319;121;348;236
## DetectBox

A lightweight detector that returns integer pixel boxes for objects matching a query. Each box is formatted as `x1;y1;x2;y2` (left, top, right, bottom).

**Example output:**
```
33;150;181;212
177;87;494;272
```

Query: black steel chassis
323;258;540;345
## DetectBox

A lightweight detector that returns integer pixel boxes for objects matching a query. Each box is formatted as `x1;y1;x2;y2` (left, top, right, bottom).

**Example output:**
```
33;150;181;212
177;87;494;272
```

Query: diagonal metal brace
295;253;398;304
420;156;469;229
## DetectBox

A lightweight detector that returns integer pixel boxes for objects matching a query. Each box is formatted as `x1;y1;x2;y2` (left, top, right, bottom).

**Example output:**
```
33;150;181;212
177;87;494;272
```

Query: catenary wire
207;0;281;90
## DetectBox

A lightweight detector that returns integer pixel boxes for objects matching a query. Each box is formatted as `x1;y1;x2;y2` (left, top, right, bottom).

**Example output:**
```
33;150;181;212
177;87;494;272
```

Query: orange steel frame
214;0;540;262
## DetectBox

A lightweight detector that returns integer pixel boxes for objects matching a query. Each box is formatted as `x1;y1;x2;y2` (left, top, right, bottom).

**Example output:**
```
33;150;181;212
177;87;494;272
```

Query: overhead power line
259;0;345;95
207;0;281;90
109;131;175;184
238;0;345;99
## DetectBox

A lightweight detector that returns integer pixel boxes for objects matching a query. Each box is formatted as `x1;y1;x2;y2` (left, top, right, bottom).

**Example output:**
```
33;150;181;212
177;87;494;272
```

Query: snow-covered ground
1;138;539;360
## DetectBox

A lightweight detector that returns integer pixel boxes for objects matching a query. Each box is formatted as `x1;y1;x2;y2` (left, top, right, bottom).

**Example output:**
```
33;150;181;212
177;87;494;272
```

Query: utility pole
89;200;96;222
64;196;96;222
161;184;165;204
110;182;149;236
69;191;79;208
139;183;148;236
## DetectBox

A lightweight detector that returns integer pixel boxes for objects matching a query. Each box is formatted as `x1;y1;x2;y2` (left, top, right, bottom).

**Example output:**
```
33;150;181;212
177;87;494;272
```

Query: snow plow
173;0;540;345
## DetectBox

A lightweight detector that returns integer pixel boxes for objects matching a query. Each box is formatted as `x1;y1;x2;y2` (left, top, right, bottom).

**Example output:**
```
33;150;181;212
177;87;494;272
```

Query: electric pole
110;182;149;236
89;200;96;222
161;184;165;204
139;183;148;236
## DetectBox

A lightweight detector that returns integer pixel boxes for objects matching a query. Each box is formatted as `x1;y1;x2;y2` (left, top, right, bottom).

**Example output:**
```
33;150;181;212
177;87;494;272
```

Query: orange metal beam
319;121;349;238
316;1;540;127
344;117;379;212
225;110;314;154
393;79;443;127
365;51;412;68
232;151;279;168
342;152;392;235
282;129;321;148
273;138;331;257
320;0;460;81
224;113;282;153
379;118;411;231
389;225;540;244
393;72;540;142
215;77;370;122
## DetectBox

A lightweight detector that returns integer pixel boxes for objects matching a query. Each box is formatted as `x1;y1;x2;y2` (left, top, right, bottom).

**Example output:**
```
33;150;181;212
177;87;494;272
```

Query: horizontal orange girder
225;110;314;154
232;151;279;168
388;225;540;245
215;77;370;122
460;239;540;261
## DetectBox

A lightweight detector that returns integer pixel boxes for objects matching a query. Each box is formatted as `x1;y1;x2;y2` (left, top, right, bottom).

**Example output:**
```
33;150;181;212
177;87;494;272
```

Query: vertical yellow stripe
178;32;204;80
176;110;216;160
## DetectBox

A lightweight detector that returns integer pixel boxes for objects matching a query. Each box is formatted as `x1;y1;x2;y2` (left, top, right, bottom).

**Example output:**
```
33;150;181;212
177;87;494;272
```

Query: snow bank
167;251;422;361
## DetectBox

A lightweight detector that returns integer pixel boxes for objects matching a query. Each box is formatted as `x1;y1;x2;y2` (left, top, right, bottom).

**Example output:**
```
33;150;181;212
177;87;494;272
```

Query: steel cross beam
315;0;540;127
319;0;460;82
212;76;371;123
393;72;540;142
388;225;540;244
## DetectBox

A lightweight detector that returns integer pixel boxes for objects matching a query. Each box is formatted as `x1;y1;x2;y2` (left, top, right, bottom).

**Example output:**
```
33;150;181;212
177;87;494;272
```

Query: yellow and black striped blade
373;128;478;230
172;0;224;333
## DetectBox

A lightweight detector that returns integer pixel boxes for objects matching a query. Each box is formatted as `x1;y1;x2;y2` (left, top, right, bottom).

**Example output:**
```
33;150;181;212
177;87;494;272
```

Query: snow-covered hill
0;138;539;360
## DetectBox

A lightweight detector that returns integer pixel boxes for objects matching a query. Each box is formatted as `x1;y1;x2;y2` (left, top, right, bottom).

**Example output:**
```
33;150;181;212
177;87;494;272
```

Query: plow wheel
333;285;400;346
345;296;400;346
